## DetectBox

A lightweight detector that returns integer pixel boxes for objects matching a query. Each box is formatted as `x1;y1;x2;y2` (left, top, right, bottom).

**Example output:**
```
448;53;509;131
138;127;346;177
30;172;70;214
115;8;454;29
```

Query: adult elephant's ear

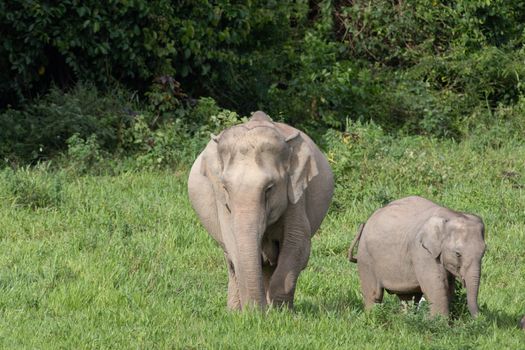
286;131;319;204
200;133;222;177
419;216;447;259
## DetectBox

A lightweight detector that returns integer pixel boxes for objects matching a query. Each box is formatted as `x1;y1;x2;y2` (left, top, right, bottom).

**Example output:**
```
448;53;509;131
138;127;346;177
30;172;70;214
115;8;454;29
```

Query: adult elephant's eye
222;183;231;213
264;184;274;199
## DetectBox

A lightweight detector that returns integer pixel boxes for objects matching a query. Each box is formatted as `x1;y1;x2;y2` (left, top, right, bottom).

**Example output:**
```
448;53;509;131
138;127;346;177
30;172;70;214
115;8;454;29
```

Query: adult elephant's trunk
233;211;266;310
464;264;481;317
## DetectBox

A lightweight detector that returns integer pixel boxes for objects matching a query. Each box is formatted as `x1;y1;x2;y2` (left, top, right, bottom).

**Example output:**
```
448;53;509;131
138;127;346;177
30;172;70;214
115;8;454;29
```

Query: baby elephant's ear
419;216;447;259
286;131;319;204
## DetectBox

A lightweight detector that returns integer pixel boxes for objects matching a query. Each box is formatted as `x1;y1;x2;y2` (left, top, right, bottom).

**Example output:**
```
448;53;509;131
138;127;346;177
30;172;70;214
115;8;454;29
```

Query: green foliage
121;115;189;169
172;1;308;113
0;0;177;105
119;97;243;170
0;84;131;164
0;82;246;171
3;0;525;166
267;27;381;129
334;0;525;66
191;97;245;136
411;46;525;107
0;0;307;109
64;134;105;175
261;1;525;137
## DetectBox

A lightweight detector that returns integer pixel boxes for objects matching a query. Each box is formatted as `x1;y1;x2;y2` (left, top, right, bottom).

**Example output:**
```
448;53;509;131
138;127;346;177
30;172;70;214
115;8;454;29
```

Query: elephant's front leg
268;238;311;308
414;261;451;317
268;203;311;308
225;256;241;310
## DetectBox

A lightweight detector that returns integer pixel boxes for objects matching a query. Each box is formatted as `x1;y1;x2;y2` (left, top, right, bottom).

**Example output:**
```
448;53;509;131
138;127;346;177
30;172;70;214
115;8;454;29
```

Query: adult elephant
188;111;333;310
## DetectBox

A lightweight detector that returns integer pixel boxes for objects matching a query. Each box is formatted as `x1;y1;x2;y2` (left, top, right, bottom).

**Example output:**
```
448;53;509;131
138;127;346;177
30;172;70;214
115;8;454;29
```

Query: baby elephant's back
359;196;439;257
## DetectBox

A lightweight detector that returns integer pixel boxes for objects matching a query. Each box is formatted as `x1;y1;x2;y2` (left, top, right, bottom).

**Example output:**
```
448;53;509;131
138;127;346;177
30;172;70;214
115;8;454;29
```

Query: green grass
1;129;524;349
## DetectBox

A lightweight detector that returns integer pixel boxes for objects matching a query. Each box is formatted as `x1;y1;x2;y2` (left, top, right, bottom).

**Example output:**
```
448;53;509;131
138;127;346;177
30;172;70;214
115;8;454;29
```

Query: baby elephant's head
420;214;486;317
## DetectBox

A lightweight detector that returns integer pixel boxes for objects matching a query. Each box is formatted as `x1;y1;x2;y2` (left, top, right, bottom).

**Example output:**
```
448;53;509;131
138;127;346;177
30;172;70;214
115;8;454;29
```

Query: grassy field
0;125;524;349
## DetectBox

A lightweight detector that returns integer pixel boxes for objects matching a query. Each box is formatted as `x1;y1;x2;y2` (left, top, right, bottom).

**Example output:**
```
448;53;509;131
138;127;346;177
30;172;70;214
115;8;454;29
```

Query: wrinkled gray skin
188;111;334;310
348;196;486;317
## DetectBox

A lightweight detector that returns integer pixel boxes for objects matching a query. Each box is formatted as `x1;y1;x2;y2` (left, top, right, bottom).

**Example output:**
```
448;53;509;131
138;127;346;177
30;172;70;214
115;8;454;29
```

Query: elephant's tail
348;223;364;263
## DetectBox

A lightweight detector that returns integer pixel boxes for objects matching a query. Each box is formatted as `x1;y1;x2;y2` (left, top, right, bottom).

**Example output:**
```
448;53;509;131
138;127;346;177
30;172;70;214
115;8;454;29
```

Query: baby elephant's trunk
465;264;481;317
348;223;365;263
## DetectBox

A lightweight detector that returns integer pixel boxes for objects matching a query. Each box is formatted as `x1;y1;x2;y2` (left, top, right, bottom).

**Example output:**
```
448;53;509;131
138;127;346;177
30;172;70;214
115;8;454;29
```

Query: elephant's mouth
446;263;461;279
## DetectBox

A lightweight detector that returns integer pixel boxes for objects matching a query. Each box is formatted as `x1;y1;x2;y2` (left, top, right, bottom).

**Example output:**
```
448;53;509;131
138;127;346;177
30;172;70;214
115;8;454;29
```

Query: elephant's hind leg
358;263;384;310
263;264;276;305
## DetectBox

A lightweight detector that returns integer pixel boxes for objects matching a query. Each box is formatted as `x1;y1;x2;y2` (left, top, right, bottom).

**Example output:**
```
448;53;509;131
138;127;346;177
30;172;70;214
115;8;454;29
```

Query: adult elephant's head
420;214;486;317
201;111;318;309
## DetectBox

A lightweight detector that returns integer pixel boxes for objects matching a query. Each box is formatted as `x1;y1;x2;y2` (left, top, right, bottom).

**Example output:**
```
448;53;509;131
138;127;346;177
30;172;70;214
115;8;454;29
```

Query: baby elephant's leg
358;263;384;309
414;264;450;317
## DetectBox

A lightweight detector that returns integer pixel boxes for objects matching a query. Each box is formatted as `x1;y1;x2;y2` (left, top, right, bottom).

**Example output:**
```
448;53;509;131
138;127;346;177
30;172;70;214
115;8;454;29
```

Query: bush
333;0;525;67
1;164;64;209
64;134;105;175
0;84;133;164
121;97;243;170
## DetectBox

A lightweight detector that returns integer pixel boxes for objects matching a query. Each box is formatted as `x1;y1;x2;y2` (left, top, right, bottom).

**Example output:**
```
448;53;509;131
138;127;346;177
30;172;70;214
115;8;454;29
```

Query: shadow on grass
451;281;522;330
295;293;523;337
482;308;524;330
294;294;363;318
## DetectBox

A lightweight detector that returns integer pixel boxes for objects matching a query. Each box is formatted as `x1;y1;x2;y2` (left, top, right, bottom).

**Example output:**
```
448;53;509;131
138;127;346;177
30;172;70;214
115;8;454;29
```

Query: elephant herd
187;111;523;328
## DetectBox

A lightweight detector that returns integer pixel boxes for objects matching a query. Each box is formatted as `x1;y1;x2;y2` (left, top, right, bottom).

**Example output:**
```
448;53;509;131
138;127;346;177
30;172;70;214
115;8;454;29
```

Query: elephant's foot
270;297;294;309
227;296;241;310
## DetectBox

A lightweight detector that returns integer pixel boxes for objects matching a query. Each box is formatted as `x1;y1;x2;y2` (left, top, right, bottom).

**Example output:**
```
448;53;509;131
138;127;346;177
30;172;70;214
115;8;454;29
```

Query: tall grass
0;125;524;348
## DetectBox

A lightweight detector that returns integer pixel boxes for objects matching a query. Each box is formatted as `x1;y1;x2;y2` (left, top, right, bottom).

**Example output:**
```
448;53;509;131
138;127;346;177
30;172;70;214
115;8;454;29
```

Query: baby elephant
348;196;486;317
